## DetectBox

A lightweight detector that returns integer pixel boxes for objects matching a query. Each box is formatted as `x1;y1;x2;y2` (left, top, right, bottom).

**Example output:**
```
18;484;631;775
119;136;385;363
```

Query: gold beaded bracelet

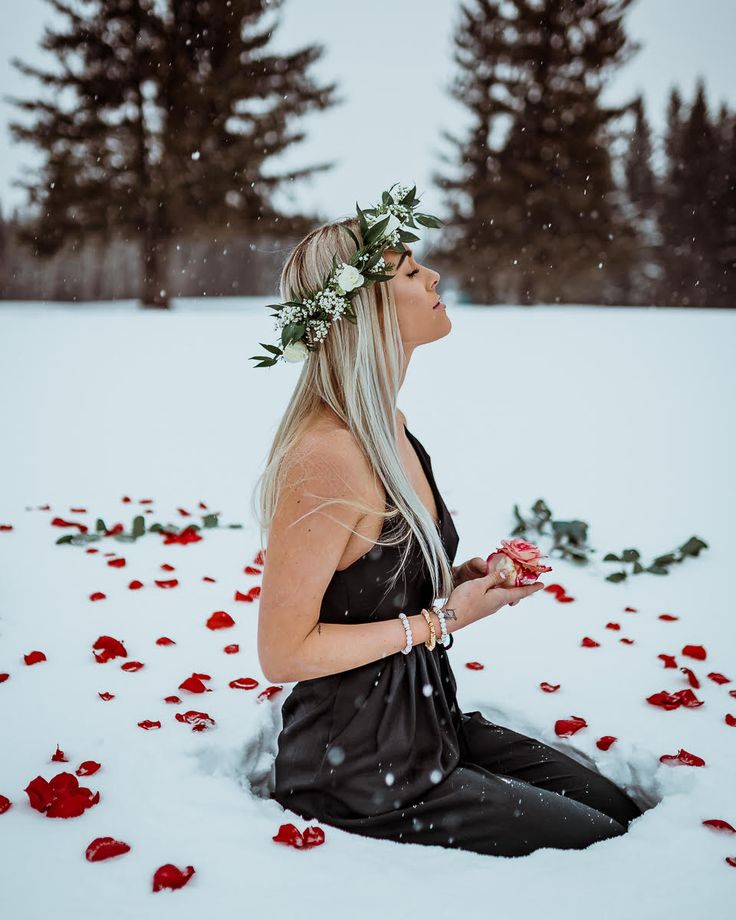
421;608;437;650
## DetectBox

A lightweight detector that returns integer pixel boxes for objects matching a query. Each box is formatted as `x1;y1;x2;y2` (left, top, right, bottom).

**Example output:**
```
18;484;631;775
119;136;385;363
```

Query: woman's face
384;246;450;350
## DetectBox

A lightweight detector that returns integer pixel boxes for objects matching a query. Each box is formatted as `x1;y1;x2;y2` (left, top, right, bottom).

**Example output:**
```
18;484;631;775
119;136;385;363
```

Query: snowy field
0;296;734;920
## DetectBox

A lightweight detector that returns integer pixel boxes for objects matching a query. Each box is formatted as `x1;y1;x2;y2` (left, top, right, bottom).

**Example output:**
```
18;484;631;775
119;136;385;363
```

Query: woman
252;189;643;856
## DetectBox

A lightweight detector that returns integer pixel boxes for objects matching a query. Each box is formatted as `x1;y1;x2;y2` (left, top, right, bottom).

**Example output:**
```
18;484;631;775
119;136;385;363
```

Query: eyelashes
408;268;419;277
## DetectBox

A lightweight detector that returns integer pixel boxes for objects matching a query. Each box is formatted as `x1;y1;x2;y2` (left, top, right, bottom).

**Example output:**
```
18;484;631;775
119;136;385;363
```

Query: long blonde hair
250;216;455;608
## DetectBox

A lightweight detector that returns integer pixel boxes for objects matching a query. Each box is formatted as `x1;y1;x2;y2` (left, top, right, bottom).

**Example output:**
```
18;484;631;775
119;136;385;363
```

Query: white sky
1;0;735;231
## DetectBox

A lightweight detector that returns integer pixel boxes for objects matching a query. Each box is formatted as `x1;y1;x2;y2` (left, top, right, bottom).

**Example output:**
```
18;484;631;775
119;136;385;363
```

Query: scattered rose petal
257;686;283;702
702;819;736;833
51;517;88;533
207;611;235;630
646;689;704;710
254;550;265;565
156;636;176;646
85;836;131;862
24;650;47;666
596;736;616;751
659;748;705;767
659;614;679;621
726;714;736;727
272;822;325;849
606;622;621;630
0;795;12;814
108;558;126;568
682;644;706;661
623;606;637;613
154;578;179;589
121;661;144;672
25;772;100;818
51;745;68;762
680;667;700;688
0;672;9;683
93;636;128;663
179;675;211;694
620;638;635;644
658;654;678;668
465;661;484;670
234;590;255;602
175;710;215;731
540;682;560;693
138;720;161;730
89;592;106;602
708;672;730;685
76;761;101;777
726;856;736;868
555;715;587;737
224;644;239;654
164;695;181;704
152;863;195;892
128;580;144;590
229;677;259;690
98;692;115;701
161;526;202;545
581;637;600;647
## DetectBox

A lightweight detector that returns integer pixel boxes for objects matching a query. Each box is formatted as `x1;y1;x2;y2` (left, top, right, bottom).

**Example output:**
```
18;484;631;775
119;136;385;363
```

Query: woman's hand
452;556;488;588
441;570;545;635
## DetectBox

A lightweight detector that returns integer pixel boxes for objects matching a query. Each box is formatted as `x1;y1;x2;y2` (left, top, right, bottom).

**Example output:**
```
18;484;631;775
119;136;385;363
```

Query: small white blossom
282;340;310;362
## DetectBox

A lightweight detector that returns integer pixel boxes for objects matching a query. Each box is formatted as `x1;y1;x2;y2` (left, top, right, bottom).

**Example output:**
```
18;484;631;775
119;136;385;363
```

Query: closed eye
408;268;419;277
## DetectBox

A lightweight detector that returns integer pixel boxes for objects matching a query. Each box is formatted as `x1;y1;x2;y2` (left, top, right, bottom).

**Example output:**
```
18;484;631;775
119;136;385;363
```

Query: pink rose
486;538;552;587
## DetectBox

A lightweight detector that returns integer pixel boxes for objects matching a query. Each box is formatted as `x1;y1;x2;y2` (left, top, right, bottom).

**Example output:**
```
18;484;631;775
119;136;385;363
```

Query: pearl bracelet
430;604;451;647
398;612;413;655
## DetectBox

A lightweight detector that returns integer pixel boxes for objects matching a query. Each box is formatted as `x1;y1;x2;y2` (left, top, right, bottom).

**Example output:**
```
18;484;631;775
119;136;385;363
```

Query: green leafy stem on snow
509;498;708;583
54;512;243;545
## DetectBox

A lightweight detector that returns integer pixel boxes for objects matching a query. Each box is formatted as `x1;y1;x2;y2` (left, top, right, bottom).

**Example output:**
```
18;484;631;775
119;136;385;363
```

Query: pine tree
658;79;722;307
5;0;340;307
622;95;660;303
432;0;641;306
710;103;736;308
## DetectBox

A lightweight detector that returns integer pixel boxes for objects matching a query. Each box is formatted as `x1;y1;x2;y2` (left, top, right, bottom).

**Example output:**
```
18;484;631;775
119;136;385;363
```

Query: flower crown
249;182;443;367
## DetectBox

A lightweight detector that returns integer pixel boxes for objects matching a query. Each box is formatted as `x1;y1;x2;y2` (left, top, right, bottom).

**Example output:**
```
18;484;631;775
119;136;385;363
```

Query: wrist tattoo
441;607;458;621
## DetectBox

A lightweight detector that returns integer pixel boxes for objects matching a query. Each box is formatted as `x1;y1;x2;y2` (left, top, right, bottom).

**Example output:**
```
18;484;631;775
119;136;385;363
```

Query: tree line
0;0;733;308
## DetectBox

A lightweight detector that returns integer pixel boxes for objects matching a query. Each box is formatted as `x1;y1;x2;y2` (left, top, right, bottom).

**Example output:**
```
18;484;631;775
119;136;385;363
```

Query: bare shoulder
282;418;376;506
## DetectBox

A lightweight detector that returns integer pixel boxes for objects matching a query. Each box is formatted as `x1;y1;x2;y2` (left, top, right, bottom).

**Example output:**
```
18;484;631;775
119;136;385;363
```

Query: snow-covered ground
0;297;734;920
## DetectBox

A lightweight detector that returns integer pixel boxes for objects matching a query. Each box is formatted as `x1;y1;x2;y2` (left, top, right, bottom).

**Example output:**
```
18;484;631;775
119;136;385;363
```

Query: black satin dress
269;425;643;855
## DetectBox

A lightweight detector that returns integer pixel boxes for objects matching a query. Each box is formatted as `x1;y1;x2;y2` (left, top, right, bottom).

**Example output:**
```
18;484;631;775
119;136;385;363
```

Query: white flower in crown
334;263;364;293
282;340;310;363
367;209;403;238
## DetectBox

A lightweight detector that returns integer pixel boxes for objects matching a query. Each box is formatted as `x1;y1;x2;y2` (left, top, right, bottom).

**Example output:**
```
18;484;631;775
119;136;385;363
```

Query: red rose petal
658;614;679;621
76;761;101;777
708;672;730;685
244;566;262;575
223;644;239;654
24;650;47;666
93;636;128;663
555;715;587;737
0;795;12;814
51;745;68;762
85;836;131;862
175;710;216;731
138;720;161;730
121;661;144;672
658;654;678;668
128;580;144;590
179;675;210;694
702;819;736;833
581;637;600;647
606;622;621;630
206;610;235;630
234;590;255;602
680;667;700;688
659;748;705;766
726;714;736;727
98;692;115;701
682;644;706;661
163;695;181;704
596;736;617;751
89;591;106;602
540;682;560;693
257;686;283;702
154;578;179;589
465;661;485;670
152;863;195;892
108;558;126;568
156;636;176;646
229;677;259;691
